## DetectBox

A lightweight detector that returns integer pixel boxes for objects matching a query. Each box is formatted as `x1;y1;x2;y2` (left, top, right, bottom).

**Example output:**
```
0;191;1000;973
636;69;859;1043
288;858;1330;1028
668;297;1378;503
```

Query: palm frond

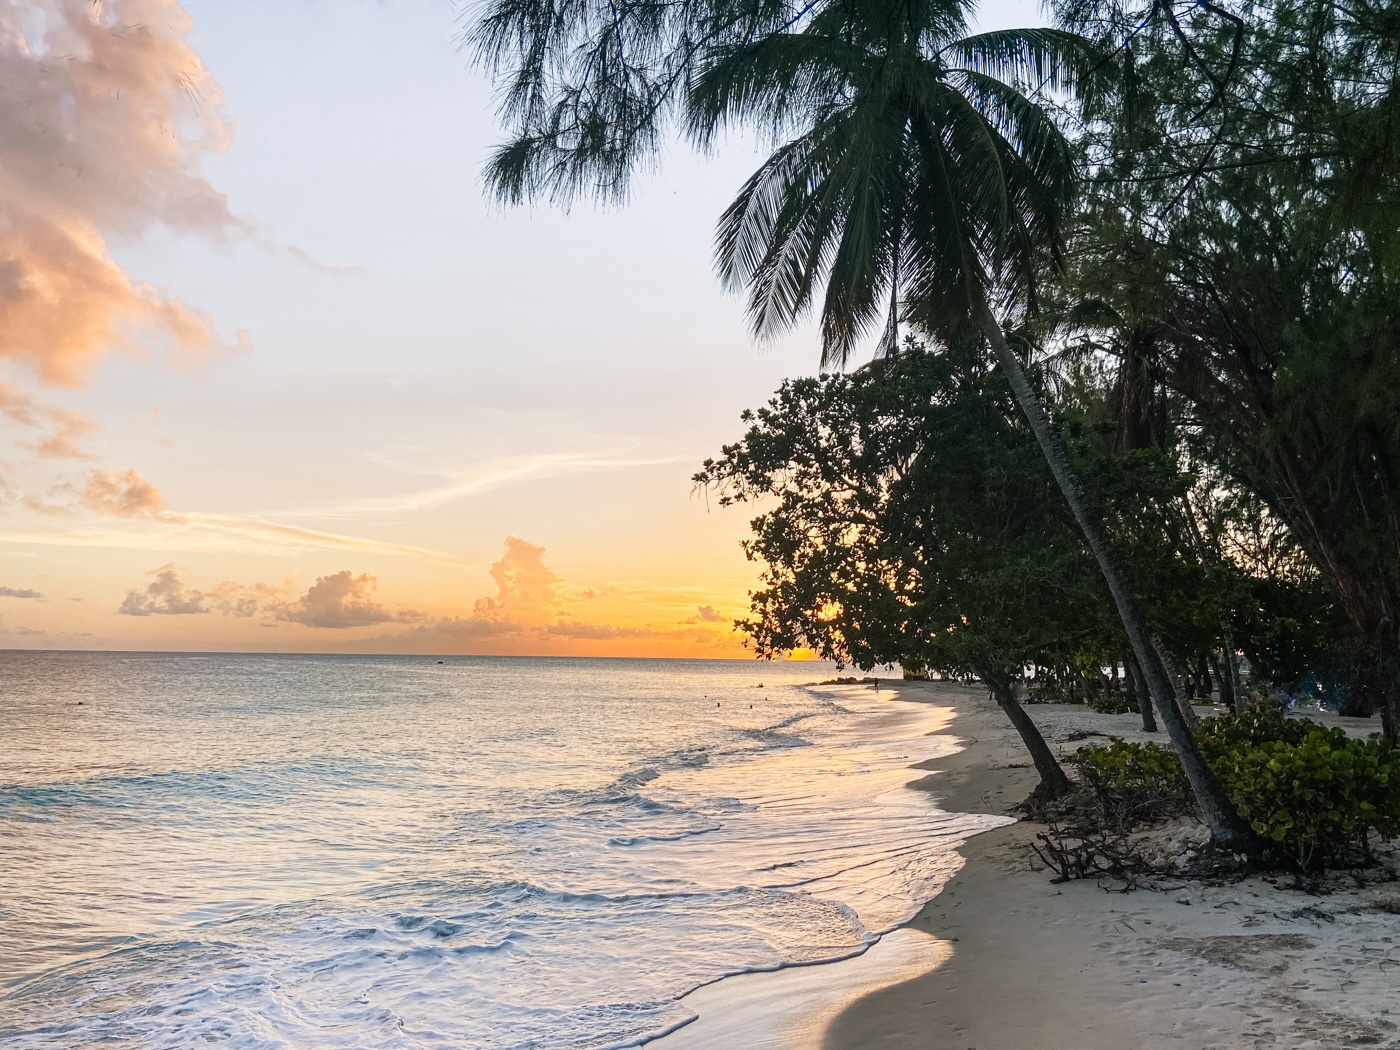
942;27;1106;101
688;33;865;146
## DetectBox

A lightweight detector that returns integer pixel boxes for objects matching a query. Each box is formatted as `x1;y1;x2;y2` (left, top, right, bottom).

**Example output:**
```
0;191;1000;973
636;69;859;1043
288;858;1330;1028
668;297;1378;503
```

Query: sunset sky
0;0;1038;656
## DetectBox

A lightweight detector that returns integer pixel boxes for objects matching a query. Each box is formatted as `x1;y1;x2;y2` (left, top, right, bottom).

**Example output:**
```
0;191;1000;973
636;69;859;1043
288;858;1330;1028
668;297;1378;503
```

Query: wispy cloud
0;518;459;562
286;245;364;278
0;383;98;460
291;452;679;518
0;585;42;599
173;513;461;561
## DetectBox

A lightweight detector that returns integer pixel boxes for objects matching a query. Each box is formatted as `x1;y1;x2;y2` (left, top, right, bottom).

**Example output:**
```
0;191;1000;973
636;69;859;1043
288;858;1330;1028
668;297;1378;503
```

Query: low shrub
1067;739;1190;830
1085;690;1138;715
1196;706;1311;751
1205;721;1400;868
1068;713;1400;869
1026;679;1082;705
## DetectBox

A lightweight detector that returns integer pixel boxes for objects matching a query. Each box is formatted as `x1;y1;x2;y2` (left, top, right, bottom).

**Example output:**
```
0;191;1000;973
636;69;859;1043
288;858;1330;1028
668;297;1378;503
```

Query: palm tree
470;0;1253;850
687;0;1250;849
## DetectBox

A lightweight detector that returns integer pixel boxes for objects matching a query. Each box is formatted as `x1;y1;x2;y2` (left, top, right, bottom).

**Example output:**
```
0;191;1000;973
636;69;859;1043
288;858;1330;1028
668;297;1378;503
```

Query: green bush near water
1070;711;1400;868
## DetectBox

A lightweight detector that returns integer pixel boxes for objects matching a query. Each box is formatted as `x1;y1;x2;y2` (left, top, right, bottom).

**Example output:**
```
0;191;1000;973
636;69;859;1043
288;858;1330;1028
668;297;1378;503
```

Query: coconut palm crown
473;0;1091;362
692;0;1088;365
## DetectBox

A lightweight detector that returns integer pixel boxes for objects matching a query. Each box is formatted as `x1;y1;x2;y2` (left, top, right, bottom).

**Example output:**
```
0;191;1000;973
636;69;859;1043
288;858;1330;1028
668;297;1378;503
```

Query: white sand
655;681;1400;1050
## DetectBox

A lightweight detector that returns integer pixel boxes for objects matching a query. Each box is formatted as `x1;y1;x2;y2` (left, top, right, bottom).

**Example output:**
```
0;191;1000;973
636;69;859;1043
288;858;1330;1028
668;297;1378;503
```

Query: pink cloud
25;466;167;517
0;0;242;386
0;382;98;459
78;468;167;518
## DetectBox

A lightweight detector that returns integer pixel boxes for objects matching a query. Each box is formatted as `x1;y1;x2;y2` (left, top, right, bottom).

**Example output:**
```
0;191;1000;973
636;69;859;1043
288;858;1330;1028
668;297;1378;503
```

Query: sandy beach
659;680;1400;1050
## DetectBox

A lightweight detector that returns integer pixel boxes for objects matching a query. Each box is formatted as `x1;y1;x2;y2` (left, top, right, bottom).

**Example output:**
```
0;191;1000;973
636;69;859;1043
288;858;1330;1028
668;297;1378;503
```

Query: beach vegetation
1053;0;1400;738
1069;713;1400;871
694;343;1195;802
471;0;1400;850
470;0;1255;848
1066;738;1191;828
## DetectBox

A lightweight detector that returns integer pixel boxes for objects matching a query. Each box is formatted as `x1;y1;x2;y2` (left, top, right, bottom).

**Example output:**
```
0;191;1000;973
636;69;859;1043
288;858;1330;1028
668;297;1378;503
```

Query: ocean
0;652;995;1049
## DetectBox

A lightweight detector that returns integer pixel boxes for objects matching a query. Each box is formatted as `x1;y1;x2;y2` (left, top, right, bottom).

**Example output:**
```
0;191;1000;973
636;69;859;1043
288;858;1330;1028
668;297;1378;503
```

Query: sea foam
0;653;997;1048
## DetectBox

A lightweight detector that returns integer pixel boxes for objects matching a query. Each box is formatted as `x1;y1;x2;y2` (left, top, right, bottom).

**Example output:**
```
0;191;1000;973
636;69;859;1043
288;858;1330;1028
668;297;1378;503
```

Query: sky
0;0;1040;657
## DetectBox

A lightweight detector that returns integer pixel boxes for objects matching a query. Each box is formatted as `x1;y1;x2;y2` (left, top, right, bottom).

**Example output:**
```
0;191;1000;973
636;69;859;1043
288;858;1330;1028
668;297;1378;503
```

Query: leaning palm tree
471;0;1253;850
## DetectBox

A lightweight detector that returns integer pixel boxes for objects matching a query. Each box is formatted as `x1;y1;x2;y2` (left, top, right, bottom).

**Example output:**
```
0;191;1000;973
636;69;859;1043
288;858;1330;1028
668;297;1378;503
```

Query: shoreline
656;680;1400;1050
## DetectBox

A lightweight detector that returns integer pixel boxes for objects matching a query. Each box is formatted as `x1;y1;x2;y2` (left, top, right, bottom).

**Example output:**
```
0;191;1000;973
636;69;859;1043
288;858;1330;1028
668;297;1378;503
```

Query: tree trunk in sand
1155;643;1201;732
976;301;1253;850
1209;651;1235;713
984;672;1071;801
1126;654;1157;732
1222;627;1245;712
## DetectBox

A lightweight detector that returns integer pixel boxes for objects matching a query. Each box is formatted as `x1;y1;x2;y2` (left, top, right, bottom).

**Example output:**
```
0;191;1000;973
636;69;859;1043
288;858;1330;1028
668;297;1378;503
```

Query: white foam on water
0;654;997;1048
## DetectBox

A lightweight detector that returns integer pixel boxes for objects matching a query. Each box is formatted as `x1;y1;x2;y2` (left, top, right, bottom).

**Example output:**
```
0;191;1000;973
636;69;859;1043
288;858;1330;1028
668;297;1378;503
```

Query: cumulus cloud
351;538;738;653
472;536;567;625
117;565;281;617
0;585;42;599
0;0;244;386
118;564;207;615
275;570;420;629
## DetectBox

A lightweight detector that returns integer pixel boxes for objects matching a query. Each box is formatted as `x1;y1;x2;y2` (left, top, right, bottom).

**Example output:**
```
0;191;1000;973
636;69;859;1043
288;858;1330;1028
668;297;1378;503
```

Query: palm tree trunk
983;671;1071;802
976;301;1253;851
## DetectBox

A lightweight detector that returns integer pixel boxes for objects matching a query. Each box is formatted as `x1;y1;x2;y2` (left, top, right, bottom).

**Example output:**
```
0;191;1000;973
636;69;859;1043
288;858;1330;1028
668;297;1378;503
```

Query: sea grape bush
1195;707;1312;751
1199;714;1400;868
1071;713;1400;869
1066;740;1190;830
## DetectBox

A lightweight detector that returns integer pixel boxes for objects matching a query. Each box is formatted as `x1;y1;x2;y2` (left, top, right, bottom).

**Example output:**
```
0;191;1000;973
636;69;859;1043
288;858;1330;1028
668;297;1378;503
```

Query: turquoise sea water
0;652;991;1048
